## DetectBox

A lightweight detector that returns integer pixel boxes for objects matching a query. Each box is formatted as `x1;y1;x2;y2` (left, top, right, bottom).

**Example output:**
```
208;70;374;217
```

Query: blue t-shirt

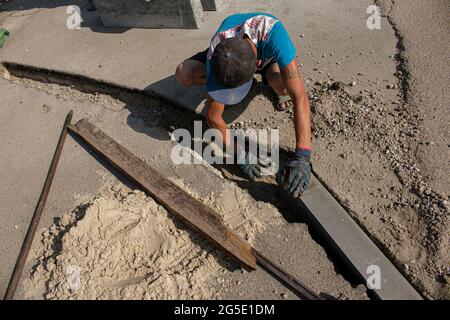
207;13;297;72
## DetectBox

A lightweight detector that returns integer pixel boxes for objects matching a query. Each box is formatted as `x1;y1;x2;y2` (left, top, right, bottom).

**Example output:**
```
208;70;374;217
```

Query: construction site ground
0;0;448;299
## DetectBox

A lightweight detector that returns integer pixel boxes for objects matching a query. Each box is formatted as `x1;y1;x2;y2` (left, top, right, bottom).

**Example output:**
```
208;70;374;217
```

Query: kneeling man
175;12;312;197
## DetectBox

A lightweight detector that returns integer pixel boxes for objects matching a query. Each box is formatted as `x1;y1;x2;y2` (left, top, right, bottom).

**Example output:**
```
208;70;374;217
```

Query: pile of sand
25;184;263;300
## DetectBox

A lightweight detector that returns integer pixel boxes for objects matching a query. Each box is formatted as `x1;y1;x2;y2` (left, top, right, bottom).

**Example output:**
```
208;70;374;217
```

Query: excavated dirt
23;176;366;300
24;183;264;300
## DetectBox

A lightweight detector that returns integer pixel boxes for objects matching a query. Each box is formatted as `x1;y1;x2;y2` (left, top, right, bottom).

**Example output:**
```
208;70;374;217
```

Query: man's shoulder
217;12;279;32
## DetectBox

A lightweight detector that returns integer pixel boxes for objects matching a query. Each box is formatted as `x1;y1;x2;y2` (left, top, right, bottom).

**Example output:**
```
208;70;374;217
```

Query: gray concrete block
280;176;422;300
201;0;220;11
94;0;204;29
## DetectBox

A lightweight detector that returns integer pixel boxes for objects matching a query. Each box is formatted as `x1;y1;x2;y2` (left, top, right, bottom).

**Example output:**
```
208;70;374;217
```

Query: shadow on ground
143;75;278;123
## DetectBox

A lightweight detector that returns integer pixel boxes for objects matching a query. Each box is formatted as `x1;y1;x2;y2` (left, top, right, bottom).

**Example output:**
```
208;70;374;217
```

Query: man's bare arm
206;96;228;148
280;59;312;150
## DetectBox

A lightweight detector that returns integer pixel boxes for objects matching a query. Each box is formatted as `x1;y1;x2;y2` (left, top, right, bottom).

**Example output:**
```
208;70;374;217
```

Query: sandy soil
23;173;365;300
24;186;241;300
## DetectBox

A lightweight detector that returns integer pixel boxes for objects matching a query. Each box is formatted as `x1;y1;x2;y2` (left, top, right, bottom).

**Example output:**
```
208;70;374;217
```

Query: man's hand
277;149;311;197
239;151;271;180
277;59;312;196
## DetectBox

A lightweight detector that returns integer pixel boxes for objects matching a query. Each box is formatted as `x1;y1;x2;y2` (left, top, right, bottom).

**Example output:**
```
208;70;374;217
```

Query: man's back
208;12;297;71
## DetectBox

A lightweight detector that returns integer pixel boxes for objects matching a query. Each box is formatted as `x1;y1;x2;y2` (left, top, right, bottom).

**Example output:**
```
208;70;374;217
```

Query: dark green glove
239;151;271;180
0;28;9;49
276;148;312;197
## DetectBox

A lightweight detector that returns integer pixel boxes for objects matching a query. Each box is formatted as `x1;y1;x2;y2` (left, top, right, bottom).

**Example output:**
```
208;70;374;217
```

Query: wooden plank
68;119;257;270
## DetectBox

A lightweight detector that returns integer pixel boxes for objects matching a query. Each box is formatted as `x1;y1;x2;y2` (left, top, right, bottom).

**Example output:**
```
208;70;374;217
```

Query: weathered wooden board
68;119;256;270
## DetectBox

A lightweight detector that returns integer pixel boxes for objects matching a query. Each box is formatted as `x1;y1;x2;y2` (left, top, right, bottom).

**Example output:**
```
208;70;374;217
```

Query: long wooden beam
68;119;257;270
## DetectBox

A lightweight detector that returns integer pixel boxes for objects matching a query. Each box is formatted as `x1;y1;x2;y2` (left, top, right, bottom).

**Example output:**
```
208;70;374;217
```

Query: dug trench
1;61;447;299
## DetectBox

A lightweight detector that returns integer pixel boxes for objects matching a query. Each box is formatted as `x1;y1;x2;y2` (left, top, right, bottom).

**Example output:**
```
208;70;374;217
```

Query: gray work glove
276;149;312;197
239;151;271;180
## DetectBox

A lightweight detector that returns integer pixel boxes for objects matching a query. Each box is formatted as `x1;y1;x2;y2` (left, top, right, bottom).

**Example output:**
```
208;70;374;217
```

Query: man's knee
175;62;193;87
